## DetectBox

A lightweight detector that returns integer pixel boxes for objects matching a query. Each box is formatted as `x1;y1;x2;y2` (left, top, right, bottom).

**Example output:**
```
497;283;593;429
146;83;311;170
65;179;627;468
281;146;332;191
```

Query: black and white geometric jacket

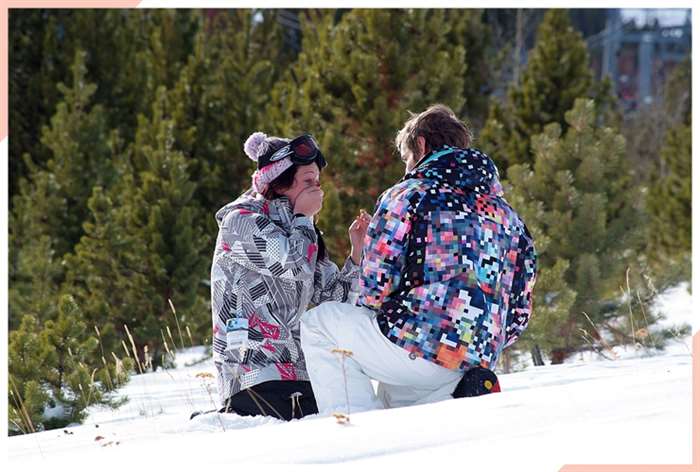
211;190;360;404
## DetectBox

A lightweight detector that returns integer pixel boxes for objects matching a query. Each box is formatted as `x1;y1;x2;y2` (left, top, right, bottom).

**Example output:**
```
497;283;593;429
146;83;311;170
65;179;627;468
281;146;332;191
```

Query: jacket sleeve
359;189;415;311
504;231;537;348
311;257;361;305
218;209;318;281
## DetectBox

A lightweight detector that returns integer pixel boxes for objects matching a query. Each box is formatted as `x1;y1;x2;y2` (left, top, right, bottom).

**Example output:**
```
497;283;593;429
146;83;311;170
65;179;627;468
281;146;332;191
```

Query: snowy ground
8;285;694;470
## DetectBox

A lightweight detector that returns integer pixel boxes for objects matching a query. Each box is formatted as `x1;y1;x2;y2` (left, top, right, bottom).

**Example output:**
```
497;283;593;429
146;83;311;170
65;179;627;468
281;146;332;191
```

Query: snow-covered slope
8;287;694;470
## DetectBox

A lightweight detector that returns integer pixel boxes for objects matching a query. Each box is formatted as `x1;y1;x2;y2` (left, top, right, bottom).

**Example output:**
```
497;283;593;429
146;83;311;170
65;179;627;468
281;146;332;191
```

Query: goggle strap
269;146;295;162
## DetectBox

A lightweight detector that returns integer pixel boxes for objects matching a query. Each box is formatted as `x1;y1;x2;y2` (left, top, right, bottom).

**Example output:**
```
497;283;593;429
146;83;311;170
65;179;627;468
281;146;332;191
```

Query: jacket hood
215;191;256;227
403;146;503;196
215;191;294;227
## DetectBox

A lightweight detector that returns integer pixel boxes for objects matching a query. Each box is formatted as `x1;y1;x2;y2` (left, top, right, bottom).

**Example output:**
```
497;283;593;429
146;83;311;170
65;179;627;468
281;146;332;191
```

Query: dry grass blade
168;298;186;350
198;379;226;432
84;368;98;407
185;325;195;347
332;412;351;424
9;387;31;434
124;324;144;374
166;326;178;357
94;325;106;358
143;345;153;371
246;387;284;420
101;356;114;390
331;348;354;420
9;417;28;435
160;328;176;364
331;348;354;356
579;328;614;361
121;340;132;361
111;352;126;380
624;267;638;346
636;288;657;347
9;376;36;434
581;312;618;359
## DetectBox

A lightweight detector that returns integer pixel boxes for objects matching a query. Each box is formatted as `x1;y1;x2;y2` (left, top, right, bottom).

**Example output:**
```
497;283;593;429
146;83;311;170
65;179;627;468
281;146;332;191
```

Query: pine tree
16;48;114;253
130;89;211;351
9;49;115;329
268;9;467;261
169;10;292;238
9;10;67;197
646;57;691;269
9;10;199;198
479;9;598;172
501;175;576;366
7;232;64;332
62;182;151;362
65;87;210;367
53;10;200;151
648;124;691;261
8;315;52;434
623;55;691;188
444;9;496;129
506;99;644;363
9;296;131;434
663;56;692;125
39;50;116;253
91;10;200;136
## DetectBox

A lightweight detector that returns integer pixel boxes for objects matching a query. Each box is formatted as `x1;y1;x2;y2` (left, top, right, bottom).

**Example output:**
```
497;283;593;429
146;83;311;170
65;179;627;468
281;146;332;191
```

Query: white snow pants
300;301;463;415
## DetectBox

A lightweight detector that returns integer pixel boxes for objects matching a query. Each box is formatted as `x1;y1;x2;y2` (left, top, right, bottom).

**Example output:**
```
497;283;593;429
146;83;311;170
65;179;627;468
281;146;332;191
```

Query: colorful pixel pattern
359;147;537;370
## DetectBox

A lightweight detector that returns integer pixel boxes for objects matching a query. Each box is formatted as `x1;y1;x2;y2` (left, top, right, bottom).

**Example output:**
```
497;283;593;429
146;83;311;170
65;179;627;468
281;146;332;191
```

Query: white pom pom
244;132;269;162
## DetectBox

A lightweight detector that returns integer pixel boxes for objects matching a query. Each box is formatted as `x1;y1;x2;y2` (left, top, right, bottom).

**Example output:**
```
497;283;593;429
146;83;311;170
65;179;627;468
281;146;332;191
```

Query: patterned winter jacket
359;146;537;371
211;191;360;404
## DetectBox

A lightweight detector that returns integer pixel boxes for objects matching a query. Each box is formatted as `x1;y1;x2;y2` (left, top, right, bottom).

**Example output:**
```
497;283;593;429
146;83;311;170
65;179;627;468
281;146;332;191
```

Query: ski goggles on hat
259;134;327;169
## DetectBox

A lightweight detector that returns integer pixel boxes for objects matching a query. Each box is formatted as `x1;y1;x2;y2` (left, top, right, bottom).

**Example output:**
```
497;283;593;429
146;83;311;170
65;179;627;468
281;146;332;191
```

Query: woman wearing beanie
209;131;370;421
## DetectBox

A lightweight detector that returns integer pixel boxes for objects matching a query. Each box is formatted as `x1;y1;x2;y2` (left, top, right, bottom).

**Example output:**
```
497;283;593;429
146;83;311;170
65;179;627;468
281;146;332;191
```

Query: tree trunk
151;346;165;371
501;350;513;373
514;9;524;83
530;344;545;366
550;348;569;365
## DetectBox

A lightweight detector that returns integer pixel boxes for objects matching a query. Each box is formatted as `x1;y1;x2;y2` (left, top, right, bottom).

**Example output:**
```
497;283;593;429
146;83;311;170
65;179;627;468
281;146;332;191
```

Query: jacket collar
267;196;294;228
403;146;503;197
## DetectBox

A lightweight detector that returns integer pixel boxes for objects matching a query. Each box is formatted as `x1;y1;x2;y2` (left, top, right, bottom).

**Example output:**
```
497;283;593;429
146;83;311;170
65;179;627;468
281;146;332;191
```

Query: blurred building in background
587;9;691;113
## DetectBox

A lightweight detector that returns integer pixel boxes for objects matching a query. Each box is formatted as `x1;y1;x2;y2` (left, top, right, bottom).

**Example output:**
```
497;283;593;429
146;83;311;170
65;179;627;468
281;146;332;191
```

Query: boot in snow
452;367;501;398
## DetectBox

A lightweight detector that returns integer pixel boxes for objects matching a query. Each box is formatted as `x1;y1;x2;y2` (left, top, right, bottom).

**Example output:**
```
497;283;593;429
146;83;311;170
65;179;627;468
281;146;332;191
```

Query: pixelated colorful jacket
211;191;360;404
359;146;537;370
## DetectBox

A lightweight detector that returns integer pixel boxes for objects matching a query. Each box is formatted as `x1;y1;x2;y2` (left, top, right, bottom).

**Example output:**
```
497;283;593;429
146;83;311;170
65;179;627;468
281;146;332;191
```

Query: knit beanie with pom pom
244;132;292;195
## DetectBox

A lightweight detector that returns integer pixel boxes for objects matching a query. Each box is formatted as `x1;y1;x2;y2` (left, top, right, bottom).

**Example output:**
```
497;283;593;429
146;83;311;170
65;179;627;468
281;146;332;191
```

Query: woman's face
280;163;321;206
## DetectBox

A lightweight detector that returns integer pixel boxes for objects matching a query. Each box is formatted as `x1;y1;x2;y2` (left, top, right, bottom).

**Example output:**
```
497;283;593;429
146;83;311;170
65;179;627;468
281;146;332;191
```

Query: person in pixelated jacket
301;105;537;414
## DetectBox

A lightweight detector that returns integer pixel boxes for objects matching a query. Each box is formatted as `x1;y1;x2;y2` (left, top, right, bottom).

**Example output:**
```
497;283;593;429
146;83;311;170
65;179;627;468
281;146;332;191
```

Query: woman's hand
349;209;371;265
294;187;324;217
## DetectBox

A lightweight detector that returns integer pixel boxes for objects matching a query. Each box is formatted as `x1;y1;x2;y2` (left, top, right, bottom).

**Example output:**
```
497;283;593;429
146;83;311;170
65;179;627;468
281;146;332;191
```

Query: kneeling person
301;105;537;414
210;131;368;420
